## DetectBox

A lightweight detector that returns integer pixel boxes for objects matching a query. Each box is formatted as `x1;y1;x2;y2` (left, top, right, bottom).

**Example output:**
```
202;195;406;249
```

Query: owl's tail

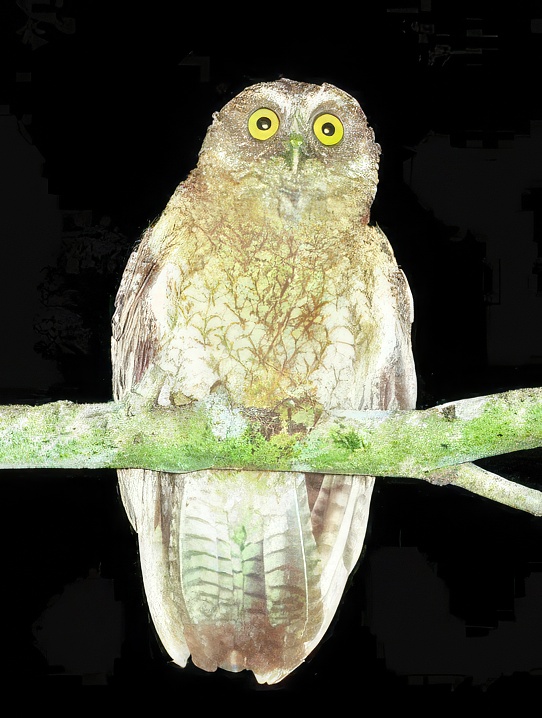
117;468;374;684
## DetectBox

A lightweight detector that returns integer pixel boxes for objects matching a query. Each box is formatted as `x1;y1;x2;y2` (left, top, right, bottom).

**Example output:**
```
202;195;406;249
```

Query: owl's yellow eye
313;113;344;146
248;108;280;140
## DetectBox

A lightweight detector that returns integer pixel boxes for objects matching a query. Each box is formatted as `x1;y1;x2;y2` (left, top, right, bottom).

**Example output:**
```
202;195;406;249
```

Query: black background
2;0;542;698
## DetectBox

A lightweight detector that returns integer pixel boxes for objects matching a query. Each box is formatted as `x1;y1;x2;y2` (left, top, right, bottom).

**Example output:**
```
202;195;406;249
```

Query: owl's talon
122;391;155;417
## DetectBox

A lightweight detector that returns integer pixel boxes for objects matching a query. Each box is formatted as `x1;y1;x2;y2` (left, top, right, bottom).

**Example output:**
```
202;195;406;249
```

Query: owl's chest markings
155;235;357;406
199;252;333;364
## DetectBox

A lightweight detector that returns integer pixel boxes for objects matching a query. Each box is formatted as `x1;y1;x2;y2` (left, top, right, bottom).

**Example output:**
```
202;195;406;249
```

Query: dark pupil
257;117;272;131
322;122;335;136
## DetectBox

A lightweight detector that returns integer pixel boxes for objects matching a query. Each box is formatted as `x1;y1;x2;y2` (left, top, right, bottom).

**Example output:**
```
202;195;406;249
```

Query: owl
111;78;417;684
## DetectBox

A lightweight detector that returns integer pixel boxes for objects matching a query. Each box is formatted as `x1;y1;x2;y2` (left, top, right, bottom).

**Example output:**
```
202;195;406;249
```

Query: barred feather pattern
117;468;374;684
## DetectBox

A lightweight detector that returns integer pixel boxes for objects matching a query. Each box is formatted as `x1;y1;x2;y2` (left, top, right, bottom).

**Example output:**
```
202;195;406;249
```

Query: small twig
424;462;542;516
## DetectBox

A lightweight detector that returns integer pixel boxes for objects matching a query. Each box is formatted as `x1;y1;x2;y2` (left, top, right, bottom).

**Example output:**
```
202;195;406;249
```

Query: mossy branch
0;387;541;514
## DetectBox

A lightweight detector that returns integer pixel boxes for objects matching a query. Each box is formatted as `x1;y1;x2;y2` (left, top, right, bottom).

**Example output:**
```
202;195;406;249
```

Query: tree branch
0;387;541;514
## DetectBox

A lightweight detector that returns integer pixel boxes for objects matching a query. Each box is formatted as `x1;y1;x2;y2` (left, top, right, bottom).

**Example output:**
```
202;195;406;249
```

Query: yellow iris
248;108;280;140
313;113;344;146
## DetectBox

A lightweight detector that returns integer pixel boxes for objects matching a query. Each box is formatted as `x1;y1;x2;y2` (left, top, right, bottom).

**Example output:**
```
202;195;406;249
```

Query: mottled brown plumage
111;78;417;684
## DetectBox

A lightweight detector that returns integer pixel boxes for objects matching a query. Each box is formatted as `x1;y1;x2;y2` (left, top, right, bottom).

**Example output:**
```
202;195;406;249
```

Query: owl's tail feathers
118;469;193;670
297;473;375;670
117;469;374;685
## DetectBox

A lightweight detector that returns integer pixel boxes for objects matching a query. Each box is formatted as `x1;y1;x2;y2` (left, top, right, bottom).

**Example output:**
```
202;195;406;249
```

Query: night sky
3;1;542;697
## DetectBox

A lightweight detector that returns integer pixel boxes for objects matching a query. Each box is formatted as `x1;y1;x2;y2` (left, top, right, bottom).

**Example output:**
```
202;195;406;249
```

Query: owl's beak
287;133;304;174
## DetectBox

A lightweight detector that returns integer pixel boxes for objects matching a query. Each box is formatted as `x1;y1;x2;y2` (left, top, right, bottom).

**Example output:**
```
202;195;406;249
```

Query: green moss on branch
0;388;541;514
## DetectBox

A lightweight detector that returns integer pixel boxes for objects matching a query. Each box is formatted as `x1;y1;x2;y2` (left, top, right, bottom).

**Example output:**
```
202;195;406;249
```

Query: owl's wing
111;230;161;402
382;264;417;410
300;269;416;672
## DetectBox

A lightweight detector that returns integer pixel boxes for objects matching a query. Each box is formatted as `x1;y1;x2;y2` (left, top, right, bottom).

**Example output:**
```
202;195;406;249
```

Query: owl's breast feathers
113;188;414;412
111;78;416;684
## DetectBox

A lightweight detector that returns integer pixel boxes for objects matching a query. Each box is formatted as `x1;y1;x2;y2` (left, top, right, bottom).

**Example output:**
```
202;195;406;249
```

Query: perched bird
111;78;417;684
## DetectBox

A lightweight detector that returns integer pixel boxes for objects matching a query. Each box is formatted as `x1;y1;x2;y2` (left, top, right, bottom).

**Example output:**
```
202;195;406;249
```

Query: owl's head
196;78;381;221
